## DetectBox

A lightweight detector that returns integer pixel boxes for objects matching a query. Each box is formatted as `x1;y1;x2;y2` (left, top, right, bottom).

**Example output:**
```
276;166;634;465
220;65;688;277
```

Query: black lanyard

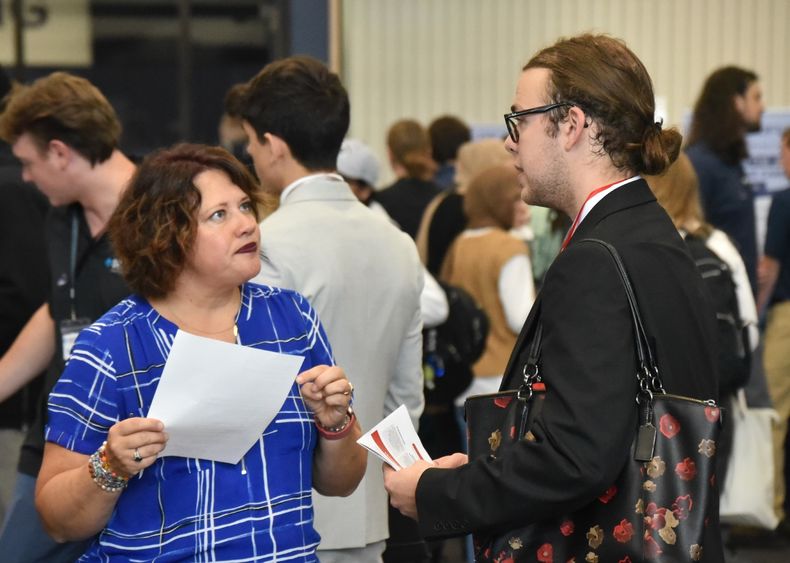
69;207;79;321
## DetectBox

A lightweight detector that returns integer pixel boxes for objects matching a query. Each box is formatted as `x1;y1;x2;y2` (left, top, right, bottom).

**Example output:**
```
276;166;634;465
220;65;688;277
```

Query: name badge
60;318;92;361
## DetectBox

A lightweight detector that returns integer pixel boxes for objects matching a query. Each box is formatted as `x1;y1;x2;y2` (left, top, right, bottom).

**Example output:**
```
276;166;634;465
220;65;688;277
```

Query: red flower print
645;502;658;516
613;519;634;543
659;414;680;438
704;406;720;422
672;494;693;520
675;457;698;481
536;543;553;562
495;396;513;409
510;425;516;439
619;557;633;563
560;520;575;536
598;486;617;504
648;507;668;530
644;533;663;557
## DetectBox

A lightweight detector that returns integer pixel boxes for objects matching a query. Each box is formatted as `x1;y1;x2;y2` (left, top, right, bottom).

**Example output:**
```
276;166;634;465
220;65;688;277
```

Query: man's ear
46;139;72;169
264;132;289;161
561;106;589;151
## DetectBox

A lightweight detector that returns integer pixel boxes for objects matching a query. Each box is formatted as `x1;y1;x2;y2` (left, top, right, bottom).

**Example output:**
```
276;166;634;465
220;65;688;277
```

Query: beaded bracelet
315;412;356;441
88;441;129;493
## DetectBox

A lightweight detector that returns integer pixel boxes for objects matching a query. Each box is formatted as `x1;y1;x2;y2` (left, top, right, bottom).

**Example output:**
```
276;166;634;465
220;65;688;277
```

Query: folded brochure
357;404;432;470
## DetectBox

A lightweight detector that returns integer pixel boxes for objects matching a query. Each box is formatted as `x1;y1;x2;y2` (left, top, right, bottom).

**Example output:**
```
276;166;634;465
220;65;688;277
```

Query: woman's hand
104;417;168;478
296;365;353;429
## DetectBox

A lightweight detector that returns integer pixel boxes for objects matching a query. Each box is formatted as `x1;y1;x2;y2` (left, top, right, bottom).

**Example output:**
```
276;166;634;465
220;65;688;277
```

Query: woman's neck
152;285;242;343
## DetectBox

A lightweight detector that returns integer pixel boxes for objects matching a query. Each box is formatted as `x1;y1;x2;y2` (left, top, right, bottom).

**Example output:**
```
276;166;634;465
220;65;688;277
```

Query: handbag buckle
519;363;541;401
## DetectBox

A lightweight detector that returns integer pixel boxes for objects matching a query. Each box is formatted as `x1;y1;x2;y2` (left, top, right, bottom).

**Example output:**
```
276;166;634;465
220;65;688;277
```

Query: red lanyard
560;180;623;251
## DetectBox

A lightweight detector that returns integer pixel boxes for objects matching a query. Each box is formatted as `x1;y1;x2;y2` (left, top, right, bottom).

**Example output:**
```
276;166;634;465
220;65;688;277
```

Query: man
0;65;49;525
757;127;790;527
384;34;722;560
686;66;765;292
0;72;134;562
240;56;425;563
336;137;389;218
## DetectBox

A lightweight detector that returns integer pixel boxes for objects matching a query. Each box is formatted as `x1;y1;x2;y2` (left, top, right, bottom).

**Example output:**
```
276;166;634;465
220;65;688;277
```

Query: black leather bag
465;239;723;563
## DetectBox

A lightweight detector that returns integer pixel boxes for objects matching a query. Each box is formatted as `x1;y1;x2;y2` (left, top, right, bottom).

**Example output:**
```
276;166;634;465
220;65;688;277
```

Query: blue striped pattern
45;283;333;562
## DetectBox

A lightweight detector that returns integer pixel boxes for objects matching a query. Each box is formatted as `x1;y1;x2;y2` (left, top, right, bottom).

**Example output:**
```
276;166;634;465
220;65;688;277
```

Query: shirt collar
280;172;344;204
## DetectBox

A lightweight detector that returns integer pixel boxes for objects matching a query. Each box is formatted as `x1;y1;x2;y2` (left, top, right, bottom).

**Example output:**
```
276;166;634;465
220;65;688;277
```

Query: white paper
147;330;305;464
357;404;432;470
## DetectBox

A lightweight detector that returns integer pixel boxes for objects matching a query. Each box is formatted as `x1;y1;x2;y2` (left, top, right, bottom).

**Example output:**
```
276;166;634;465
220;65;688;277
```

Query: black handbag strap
579;239;659;379
521;239;665;399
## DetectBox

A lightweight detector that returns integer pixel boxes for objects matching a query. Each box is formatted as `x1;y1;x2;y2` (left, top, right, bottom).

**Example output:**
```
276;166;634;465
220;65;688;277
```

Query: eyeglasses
504;102;574;143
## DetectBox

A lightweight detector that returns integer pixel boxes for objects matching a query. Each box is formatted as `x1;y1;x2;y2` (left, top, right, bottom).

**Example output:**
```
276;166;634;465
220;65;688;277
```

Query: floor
433;536;790;562
726;546;790;562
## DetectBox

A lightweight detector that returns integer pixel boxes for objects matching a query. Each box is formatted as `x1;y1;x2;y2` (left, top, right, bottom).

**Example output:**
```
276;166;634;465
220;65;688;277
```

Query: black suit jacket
416;179;719;538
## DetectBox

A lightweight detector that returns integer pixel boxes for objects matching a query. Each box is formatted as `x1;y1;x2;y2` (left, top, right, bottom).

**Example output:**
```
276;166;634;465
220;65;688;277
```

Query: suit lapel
568;178;656;247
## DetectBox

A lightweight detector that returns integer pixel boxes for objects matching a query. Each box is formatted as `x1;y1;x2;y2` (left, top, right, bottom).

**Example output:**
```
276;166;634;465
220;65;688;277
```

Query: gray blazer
254;175;425;549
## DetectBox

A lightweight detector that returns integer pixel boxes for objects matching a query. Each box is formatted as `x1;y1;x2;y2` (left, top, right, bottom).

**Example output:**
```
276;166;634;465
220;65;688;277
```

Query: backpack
422;282;489;404
684;233;751;395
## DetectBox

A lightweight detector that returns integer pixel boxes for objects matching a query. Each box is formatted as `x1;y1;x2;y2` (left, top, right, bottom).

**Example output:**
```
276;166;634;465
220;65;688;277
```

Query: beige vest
441;229;528;377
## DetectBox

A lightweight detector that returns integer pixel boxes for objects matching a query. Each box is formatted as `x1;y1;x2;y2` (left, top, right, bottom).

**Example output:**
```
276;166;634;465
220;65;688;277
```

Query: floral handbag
464;239;723;562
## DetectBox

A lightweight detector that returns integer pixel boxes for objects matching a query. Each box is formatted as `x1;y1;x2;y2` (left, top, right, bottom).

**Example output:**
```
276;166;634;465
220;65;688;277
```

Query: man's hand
433;452;468;469
382;460;434;520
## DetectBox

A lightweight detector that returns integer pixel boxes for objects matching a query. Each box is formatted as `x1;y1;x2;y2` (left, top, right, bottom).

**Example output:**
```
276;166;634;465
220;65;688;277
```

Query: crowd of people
0;30;787;563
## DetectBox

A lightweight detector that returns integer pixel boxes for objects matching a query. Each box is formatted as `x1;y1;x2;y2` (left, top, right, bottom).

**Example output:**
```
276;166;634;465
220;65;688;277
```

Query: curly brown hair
524;34;681;176
109;143;262;299
0;72;120;165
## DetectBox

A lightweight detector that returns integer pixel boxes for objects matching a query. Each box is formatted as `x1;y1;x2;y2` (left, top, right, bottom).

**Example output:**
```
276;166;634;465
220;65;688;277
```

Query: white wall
339;0;790;186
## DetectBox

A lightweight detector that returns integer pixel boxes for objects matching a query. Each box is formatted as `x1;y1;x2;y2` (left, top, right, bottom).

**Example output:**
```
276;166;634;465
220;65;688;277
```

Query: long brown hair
686;66;758;164
387;119;437;181
644;153;712;238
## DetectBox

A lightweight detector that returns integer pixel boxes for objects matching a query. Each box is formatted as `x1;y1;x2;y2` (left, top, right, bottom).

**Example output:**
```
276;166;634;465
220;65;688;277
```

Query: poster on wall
744;110;790;254
0;0;91;67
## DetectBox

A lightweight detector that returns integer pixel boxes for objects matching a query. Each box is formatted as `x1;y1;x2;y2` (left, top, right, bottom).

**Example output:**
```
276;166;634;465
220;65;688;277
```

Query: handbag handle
579;239;665;397
523;239;665;400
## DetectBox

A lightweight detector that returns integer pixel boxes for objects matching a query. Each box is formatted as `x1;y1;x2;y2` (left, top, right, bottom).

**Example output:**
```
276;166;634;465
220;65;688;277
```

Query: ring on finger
133;448;143;463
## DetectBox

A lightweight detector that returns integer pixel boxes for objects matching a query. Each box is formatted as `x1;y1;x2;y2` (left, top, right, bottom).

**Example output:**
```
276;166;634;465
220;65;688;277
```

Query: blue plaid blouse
45;283;333;562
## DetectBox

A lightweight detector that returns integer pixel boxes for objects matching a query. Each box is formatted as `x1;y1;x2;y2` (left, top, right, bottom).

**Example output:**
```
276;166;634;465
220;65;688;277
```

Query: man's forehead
513;68;551;109
12;133;45;158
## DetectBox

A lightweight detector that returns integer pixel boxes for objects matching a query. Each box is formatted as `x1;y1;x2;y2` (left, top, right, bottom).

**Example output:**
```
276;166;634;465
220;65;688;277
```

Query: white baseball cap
337;139;380;188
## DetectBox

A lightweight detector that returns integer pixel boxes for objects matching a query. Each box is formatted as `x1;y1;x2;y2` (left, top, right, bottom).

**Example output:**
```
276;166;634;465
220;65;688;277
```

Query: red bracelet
315;412;356;441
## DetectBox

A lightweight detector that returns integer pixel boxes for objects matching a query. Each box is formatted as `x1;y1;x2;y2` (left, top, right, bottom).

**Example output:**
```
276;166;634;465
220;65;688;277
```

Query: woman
415;138;511;276
645;152;758;488
645;153;758;362
376;119;441;239
440;164;534;411
35;144;366;561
